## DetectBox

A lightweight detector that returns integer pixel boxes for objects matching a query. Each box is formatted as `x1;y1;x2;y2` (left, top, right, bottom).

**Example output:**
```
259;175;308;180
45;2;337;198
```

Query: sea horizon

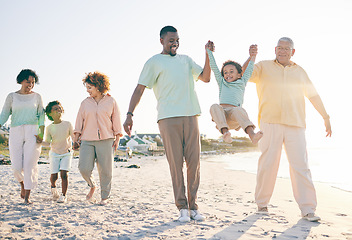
201;146;352;193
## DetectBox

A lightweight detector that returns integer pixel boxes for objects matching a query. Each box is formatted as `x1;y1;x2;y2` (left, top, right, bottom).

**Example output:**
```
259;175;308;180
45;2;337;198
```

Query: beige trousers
78;139;114;200
158;116;200;210
209;104;254;133
255;122;317;215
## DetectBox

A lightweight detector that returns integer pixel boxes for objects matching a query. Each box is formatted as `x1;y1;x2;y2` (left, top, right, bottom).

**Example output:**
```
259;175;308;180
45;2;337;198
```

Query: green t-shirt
138;54;203;121
0;92;45;127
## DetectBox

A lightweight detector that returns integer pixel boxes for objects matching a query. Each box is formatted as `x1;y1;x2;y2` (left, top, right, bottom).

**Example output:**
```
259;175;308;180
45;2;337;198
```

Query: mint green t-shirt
138;54;203;121
0;92;45;127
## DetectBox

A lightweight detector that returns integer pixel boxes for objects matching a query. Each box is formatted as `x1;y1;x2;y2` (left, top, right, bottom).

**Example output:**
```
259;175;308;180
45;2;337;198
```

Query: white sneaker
178;209;191;223
302;213;321;222
57;194;67;203
51;187;60;200
190;210;205;221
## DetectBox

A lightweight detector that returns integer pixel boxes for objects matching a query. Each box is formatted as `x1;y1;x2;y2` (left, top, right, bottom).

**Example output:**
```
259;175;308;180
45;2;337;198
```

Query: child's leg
210;104;233;143
220;127;229;134
210;104;229;134
59;152;72;196
245;126;263;144
60;170;68;196
50;173;58;188
228;107;263;144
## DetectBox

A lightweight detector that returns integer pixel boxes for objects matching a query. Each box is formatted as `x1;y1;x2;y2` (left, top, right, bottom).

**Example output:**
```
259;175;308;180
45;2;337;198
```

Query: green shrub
0;134;8;145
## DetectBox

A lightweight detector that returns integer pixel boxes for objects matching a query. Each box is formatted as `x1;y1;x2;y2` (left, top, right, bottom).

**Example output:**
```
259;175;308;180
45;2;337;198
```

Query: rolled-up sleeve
74;102;84;135
112;98;123;137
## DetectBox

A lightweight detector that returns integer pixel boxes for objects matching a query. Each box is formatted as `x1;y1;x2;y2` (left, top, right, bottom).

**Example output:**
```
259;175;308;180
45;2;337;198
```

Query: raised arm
242;44;257;84
123;84;146;136
206;47;223;86
242;44;258;75
198;41;214;83
309;95;332;137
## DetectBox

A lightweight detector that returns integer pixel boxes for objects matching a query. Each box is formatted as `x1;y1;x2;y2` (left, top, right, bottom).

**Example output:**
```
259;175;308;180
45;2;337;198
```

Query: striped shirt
207;49;254;107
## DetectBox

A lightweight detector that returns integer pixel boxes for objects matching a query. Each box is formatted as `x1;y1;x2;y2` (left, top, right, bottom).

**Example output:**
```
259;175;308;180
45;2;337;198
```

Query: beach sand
0;155;351;240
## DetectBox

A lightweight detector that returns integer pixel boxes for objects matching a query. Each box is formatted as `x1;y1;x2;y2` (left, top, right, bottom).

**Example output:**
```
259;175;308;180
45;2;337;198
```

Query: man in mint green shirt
123;26;212;222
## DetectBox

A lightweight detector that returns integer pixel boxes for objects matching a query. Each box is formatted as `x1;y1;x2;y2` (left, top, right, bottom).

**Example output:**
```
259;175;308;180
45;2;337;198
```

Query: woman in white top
0;69;45;204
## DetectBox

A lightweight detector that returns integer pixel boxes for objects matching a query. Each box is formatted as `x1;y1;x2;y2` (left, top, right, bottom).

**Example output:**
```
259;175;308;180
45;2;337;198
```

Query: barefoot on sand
250;131;263;144
20;182;25;199
24;199;33;205
99;199;108;206
86;187;95;201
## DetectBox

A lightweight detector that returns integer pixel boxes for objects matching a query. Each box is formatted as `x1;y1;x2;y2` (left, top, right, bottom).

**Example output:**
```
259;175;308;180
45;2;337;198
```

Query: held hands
72;141;80;150
205;40;215;52
35;134;43;143
249;44;258;60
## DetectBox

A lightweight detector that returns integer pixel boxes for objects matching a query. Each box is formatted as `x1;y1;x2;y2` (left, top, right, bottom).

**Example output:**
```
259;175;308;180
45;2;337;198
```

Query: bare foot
86;187;95;201
24;199;33;205
99;199;108;206
223;131;233;143
250;131;263;144
21;190;25;199
20;182;25;199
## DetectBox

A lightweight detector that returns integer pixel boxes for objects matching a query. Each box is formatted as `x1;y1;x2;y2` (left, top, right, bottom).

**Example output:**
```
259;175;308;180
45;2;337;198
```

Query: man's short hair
160;26;177;38
278;37;294;49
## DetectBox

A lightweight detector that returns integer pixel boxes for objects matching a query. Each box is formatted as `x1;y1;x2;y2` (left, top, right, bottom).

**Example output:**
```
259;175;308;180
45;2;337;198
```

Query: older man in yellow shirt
249;37;332;222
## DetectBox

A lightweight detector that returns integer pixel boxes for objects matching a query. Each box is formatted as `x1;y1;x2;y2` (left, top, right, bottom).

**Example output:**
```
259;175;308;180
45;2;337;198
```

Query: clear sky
1;0;351;149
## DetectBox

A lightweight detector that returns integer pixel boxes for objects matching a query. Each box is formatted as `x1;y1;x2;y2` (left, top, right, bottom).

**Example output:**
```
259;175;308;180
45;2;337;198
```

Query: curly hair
16;69;39;84
45;100;63;121
221;61;243;77
82;71;110;94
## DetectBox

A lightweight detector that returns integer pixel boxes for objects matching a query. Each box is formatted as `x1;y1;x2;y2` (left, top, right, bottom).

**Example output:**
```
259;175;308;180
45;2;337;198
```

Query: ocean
201;146;352;192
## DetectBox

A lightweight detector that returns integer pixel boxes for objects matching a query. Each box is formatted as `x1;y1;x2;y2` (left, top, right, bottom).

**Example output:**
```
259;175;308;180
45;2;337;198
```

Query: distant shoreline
0;137;258;165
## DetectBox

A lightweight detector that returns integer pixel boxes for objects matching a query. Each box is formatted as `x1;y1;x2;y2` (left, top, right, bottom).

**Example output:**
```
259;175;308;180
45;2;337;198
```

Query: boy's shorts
49;151;73;174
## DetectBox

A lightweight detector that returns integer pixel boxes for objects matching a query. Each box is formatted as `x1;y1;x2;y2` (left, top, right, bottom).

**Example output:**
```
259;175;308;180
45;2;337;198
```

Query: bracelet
127;112;134;116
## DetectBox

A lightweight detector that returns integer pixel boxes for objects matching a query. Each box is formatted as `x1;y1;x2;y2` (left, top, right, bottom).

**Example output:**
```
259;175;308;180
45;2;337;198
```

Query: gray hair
278;37;294;49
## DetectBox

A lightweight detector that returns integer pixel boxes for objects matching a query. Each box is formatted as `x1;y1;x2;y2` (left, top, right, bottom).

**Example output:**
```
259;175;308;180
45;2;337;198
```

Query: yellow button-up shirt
249;60;318;128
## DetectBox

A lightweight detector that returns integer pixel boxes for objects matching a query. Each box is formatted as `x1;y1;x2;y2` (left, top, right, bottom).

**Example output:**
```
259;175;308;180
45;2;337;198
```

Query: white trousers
255;122;317;215
9;125;41;190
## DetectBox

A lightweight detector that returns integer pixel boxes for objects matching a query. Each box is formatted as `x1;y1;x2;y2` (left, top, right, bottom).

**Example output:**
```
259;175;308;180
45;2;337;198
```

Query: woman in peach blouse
73;72;122;205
